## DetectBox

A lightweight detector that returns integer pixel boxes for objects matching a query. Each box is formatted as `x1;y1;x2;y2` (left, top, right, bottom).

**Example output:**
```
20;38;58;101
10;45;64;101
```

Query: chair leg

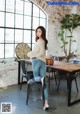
57;77;61;91
74;78;79;93
20;77;23;90
26;84;30;105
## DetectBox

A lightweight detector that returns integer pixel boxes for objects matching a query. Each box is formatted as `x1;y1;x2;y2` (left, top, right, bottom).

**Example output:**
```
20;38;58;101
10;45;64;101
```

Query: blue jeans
32;58;48;100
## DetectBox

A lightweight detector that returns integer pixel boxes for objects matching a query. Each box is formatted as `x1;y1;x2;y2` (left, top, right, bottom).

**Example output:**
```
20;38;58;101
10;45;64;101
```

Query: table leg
68;74;72;106
54;71;57;86
18;61;21;84
68;73;80;106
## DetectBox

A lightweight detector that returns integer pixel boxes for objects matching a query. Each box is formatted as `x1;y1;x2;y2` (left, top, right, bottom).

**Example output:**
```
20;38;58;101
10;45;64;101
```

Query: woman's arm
27;41;45;59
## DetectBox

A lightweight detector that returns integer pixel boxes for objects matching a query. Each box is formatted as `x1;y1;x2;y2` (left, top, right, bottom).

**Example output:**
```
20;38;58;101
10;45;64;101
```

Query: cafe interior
0;0;80;114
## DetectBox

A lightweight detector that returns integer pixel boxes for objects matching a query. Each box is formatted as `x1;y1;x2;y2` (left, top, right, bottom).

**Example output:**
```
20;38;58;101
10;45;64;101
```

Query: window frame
0;0;47;59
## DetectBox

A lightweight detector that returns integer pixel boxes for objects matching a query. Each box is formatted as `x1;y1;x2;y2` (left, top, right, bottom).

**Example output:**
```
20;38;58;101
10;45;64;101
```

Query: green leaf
61;45;64;48
72;40;76;42
61;38;64;41
60;14;80;30
64;42;68;44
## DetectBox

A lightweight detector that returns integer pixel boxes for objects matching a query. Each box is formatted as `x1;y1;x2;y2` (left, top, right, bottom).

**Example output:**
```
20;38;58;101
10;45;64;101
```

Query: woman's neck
38;37;43;40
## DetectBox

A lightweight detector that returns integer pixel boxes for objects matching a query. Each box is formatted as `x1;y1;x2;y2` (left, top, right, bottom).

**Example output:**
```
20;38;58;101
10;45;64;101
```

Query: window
33;17;39;29
0;0;47;58
24;30;31;44
5;29;14;43
0;44;4;58
24;2;32;16
24;16;31;29
6;0;14;13
0;0;5;11
5;44;14;58
32;31;36;43
16;0;23;14
6;13;14;27
40;18;46;27
15;30;23;43
0;12;4;26
0;28;4;43
33;4;39;17
15;14;23;28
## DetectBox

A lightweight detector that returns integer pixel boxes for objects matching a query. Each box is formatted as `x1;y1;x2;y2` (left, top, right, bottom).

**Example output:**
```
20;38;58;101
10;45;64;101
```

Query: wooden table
49;61;80;72
47;61;80;106
18;59;80;106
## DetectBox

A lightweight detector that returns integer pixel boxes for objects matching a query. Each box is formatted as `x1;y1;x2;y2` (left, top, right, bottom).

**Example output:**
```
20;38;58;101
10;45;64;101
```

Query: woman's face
36;28;42;38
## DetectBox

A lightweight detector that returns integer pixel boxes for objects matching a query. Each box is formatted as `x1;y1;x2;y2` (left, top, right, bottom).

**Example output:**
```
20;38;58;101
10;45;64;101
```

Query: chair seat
28;79;35;84
28;78;41;84
57;73;79;92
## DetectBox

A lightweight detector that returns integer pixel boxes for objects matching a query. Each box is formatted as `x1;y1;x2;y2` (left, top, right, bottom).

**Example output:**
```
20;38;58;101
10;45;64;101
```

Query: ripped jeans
32;58;48;100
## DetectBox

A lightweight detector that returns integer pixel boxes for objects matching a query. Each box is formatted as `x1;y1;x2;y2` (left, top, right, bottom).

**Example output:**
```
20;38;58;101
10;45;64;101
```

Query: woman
27;26;49;110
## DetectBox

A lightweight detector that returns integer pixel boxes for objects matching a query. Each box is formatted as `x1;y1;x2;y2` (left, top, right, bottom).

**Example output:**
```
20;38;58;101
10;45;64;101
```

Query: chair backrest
50;55;59;61
21;60;33;79
54;56;59;61
21;61;27;75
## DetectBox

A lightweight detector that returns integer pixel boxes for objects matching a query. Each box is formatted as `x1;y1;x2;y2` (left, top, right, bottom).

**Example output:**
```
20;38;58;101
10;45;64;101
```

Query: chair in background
20;60;46;105
20;60;33;90
53;56;59;61
50;56;79;92
55;57;79;92
26;79;45;105
46;57;57;92
57;71;79;93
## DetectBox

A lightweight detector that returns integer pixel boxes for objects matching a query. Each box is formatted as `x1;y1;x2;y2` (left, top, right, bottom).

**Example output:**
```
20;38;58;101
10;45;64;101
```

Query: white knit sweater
27;39;46;62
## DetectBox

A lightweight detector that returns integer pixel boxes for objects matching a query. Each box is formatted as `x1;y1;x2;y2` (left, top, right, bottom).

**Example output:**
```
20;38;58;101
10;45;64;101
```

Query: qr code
1;102;12;113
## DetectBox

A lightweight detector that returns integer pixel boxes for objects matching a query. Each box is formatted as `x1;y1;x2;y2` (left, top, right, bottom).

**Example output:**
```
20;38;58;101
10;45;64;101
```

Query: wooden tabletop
18;59;80;73
50;61;80;73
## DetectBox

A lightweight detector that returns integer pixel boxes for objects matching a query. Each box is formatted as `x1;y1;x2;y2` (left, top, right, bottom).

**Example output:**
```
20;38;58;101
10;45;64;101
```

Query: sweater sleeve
27;41;45;59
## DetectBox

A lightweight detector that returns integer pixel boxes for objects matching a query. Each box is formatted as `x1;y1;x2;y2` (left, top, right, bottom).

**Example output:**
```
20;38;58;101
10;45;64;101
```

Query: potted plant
58;14;80;62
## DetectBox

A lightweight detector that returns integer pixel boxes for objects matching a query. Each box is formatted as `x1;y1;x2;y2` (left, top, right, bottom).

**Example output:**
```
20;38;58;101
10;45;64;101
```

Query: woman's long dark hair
35;26;48;50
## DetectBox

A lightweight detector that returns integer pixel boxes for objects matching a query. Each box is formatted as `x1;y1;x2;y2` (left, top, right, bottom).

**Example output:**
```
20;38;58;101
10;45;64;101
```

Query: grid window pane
0;0;47;58
32;31;36;43
33;17;39;29
15;44;18;49
40;18;46;28
0;12;4;26
24;16;31;29
16;0;23;14
0;28;4;43
6;13;14;27
15;30;23;43
15;14;23;28
24;2;32;16
24;30;31;43
33;4;39;17
40;10;46;18
0;44;4;58
6;0;14;12
5;44;14;58
15;44;18;57
32;43;35;50
0;0;5;11
5;29;14;43
25;0;29;2
27;43;31;48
